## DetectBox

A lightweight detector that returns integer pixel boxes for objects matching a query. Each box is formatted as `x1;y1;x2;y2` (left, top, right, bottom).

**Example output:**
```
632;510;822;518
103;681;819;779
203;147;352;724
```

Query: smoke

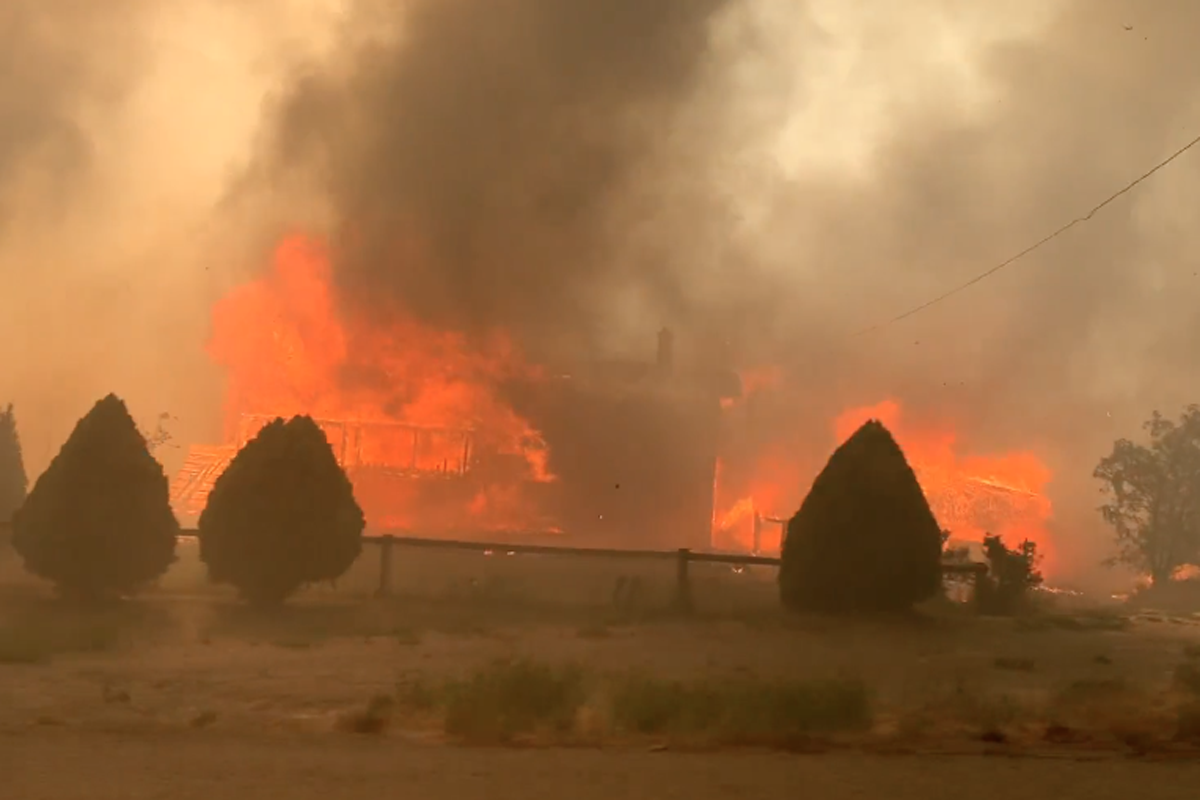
246;0;1200;582
743;0;1200;581
4;0;1198;583
762;0;1200;415
0;0;347;476
256;0;777;358
0;3;128;224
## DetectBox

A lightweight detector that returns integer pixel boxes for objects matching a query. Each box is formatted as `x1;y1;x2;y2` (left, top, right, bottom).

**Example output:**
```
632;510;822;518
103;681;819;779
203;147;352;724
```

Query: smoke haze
0;0;344;471
750;0;1200;581
3;0;1200;585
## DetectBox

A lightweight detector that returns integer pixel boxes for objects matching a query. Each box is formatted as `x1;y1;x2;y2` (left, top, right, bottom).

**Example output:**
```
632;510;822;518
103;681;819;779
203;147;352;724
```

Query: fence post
377;535;395;597
751;511;761;556
674;548;693;613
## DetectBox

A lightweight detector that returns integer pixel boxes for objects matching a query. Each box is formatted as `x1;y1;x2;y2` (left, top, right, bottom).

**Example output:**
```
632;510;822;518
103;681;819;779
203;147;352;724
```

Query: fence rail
2;521;988;611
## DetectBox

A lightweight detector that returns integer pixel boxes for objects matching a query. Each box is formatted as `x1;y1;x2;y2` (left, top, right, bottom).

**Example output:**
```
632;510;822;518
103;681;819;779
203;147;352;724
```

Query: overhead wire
847;130;1200;339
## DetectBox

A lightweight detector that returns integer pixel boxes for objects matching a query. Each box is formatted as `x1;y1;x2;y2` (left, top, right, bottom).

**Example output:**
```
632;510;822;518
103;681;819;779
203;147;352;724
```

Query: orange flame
182;234;555;532
713;388;1055;575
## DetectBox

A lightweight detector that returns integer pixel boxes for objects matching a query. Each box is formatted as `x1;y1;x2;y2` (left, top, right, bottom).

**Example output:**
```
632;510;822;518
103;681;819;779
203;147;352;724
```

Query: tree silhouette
199;415;364;606
780;419;943;613
12;394;178;598
1095;405;1200;585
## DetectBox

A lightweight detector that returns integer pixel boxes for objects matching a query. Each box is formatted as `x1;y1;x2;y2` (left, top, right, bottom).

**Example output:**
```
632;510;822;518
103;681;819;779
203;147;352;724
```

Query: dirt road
4;730;1199;800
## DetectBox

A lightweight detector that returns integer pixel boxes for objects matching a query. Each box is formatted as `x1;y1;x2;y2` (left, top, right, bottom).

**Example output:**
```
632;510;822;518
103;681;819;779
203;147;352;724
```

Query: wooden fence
2;521;988;611
358;534;988;610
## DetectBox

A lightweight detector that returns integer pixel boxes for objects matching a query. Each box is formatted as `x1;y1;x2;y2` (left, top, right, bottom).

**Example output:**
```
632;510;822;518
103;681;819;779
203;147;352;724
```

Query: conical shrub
779;419;943;613
12;394;178;598
0;403;27;524
199;415;364;606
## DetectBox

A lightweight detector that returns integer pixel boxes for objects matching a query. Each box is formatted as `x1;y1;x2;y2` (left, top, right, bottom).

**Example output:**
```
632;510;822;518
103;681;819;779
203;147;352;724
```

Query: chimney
656;327;674;375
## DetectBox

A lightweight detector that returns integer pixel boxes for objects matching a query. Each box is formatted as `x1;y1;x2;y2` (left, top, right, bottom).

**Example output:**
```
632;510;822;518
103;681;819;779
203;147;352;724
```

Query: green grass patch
389;659;871;748
608;673;872;745
442;659;588;743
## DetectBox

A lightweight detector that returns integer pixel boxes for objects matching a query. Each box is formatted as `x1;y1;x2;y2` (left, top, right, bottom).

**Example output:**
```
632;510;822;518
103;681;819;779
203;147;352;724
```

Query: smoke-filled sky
2;0;1199;581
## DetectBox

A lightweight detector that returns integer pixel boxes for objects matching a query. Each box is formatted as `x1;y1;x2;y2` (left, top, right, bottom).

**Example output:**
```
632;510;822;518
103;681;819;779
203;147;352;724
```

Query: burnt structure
516;333;738;551
171;330;738;551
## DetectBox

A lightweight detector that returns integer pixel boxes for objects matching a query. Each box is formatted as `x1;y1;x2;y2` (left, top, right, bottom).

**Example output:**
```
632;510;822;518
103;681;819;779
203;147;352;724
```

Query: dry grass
606;672;872;745
337;693;395;735
1012;608;1131;633
889;670;1200;754
386;658;872;747
442;660;588;743
0;601;141;664
5;544;1200;757
0;621;114;664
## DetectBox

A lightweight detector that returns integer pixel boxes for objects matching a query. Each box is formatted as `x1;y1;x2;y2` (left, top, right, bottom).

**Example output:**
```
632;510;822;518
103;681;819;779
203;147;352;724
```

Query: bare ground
6;730;1200;800
5;545;1200;796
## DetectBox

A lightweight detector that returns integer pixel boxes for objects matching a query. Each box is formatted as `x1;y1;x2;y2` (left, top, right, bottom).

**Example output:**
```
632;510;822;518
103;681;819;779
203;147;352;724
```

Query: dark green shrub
0;403;27;524
976;533;1043;615
198;415;364;606
779;419;943;613
11;394;178;599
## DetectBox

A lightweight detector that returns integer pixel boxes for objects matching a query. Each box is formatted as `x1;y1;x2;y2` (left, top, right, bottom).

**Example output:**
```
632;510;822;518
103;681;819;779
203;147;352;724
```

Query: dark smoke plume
261;0;749;358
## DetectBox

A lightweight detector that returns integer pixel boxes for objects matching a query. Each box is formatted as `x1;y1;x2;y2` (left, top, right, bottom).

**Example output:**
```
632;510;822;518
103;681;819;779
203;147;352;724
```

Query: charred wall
515;366;732;550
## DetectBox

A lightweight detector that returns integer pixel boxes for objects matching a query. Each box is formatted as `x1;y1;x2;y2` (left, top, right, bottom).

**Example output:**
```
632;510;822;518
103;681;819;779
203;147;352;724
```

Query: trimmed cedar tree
779;419;943;614
198;415;364;606
12;394;178;599
0;403;28;524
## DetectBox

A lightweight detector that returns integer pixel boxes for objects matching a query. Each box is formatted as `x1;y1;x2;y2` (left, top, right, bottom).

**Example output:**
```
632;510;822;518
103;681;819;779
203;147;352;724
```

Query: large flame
175;234;1054;560
174;234;554;532
713;386;1055;574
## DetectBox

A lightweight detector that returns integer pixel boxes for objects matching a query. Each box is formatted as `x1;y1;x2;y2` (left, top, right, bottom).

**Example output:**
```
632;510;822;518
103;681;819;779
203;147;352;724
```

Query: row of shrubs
0;394;1039;613
2;394;364;605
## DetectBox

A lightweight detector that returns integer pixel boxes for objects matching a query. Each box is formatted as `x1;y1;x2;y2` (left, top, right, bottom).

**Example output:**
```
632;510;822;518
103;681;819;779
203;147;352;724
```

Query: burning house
171;344;739;550
174;236;1053;565
171;238;740;550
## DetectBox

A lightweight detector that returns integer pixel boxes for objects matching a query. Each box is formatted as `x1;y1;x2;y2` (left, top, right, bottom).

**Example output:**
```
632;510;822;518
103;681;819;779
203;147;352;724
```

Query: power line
849;130;1200;339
